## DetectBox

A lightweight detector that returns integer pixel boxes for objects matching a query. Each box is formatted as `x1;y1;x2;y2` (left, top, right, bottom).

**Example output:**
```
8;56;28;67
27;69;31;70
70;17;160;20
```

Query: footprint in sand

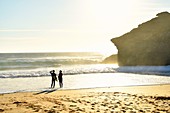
0;109;4;112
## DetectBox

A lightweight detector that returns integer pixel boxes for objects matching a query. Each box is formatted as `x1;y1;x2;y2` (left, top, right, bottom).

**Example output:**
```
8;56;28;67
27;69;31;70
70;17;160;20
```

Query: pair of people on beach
50;70;63;88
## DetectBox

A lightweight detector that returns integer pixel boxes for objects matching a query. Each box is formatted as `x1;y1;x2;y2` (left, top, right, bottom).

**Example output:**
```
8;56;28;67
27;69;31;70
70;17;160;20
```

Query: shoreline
0;84;170;112
1;72;170;94
1;83;170;95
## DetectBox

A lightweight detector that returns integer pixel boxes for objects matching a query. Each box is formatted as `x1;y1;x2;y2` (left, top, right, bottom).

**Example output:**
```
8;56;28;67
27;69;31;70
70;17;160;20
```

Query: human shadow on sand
34;88;60;95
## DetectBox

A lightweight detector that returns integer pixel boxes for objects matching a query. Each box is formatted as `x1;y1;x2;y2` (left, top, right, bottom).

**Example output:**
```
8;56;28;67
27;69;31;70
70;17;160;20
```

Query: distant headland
103;11;170;66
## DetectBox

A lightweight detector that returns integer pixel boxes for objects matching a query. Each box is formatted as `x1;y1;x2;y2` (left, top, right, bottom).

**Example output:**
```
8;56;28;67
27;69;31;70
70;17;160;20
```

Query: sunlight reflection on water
0;73;170;94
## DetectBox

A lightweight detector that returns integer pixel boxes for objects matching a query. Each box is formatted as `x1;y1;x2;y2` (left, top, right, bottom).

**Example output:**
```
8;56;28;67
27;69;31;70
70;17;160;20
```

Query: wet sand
0;84;170;113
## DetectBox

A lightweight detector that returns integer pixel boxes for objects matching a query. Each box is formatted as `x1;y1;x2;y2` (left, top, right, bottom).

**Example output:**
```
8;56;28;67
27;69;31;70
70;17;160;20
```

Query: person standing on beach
58;70;63;88
50;70;57;88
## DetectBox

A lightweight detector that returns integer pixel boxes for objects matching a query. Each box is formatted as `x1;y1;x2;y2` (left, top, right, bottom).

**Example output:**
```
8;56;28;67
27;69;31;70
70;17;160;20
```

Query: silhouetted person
50;70;57;88
58;70;63;88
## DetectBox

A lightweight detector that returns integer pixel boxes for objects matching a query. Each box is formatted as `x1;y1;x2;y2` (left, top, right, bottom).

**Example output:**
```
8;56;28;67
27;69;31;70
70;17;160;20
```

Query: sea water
0;52;170;94
0;52;111;78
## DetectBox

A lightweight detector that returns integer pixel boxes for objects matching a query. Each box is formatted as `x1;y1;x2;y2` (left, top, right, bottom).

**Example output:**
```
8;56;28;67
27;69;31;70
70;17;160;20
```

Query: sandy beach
0;84;170;113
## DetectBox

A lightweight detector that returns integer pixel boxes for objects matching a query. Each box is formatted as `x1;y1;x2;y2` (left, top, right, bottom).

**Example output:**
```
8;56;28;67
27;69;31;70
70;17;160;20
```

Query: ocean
0;52;170;94
0;52;109;78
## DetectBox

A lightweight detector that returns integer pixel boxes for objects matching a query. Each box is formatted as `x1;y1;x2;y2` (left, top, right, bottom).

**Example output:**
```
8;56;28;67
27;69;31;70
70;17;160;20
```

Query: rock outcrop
111;11;170;66
102;54;117;64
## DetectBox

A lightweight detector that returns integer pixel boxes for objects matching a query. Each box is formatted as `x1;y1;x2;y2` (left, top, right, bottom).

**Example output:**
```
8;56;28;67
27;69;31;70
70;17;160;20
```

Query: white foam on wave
1;65;170;78
0;64;117;78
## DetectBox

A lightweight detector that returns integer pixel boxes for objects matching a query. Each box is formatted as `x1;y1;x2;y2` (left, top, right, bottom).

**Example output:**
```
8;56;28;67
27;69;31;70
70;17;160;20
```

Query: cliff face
111;12;170;66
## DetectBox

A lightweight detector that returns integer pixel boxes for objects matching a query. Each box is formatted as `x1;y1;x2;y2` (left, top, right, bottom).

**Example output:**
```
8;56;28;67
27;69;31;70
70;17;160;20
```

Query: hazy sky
0;0;170;55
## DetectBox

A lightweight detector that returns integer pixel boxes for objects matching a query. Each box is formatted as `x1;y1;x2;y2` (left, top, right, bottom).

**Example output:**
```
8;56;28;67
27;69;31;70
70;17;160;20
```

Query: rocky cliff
111;11;170;66
102;54;117;64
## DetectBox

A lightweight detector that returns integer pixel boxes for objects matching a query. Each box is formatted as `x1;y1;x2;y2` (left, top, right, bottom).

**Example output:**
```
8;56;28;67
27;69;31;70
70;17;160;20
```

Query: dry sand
0;84;170;113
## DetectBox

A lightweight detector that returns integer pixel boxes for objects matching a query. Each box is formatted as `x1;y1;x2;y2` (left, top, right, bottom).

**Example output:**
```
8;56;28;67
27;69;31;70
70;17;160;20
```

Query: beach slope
0;84;170;113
